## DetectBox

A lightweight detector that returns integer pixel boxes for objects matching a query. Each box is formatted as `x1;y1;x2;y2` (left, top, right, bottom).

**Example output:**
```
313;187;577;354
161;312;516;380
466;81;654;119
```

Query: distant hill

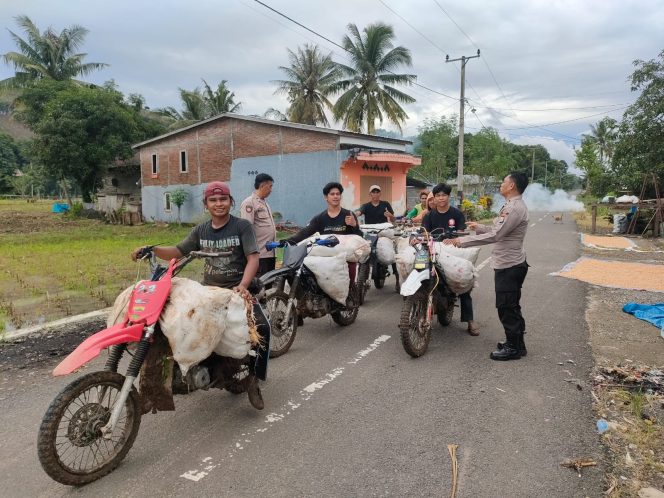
0;91;33;141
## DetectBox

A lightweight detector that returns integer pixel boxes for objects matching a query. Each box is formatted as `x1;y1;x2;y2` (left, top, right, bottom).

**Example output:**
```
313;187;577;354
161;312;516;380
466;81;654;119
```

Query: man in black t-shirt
422;183;479;337
355;184;395;224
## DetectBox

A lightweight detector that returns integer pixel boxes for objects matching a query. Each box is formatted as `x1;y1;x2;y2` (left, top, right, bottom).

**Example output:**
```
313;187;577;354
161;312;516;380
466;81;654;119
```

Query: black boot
247;374;264;410
490;342;522;361
497;337;527;356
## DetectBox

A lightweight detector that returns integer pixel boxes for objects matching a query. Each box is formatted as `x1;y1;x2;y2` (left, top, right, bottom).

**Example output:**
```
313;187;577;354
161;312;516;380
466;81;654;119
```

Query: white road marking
180;334;392;482
476;257;492;271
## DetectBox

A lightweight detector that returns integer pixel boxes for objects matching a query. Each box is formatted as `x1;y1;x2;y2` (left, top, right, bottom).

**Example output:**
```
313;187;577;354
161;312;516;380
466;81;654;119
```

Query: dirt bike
37;249;259;486
356;226;400;305
398;228;465;358
260;236;360;358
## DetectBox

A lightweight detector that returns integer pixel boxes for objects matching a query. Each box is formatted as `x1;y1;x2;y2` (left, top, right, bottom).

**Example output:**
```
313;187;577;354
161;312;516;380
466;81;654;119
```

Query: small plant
69;202;84;217
460;199;477;220
169;188;189;224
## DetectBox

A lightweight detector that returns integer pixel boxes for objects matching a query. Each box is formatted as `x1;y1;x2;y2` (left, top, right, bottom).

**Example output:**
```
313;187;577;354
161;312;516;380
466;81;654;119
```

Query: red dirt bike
37;249;258;486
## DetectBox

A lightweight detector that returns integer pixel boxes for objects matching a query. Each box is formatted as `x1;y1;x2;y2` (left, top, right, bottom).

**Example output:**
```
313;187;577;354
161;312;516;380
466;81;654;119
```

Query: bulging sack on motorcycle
360;223;396;239
308;244;344;258
394;238;416;280
109;278;254;375
433;243;480;265
333;234;371;263
303;252;350;304
376;237;396;265
434;252;477;295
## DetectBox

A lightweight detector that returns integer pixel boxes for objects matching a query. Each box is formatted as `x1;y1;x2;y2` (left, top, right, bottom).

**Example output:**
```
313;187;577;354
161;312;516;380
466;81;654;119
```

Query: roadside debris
595;365;664;394
560;458;597;477
447;444;459;498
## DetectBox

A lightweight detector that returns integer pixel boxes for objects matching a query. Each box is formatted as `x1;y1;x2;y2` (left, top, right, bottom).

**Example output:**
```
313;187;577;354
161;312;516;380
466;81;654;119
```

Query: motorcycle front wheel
37;371;141;486
264;290;298;358
399;294;432;357
331;283;360;326
356;262;370;305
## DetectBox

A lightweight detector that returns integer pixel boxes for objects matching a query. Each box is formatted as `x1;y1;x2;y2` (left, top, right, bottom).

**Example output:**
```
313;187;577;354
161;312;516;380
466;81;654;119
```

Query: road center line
476;257;491;271
180;334;392;482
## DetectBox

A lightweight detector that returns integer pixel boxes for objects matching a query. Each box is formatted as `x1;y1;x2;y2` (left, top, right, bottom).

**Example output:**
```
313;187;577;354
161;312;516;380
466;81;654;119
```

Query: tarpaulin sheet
622;302;664;336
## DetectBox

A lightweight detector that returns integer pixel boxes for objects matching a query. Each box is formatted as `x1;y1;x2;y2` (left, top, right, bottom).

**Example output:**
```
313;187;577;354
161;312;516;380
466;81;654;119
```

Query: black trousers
459;291;473;322
494;261;528;345
257;257;276;277
251;300;271;381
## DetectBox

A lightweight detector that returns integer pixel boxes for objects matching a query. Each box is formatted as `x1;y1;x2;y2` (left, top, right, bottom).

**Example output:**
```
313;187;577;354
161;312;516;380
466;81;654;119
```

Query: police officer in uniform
240;173;277;276
444;172;530;360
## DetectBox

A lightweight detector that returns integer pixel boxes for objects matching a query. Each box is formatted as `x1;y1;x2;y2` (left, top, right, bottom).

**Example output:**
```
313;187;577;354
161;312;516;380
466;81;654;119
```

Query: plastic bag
303;252;350;304
434;251;477;294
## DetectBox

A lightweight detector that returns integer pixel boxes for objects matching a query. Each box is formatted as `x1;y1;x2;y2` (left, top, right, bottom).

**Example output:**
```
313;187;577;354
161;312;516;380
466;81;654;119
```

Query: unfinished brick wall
139;118;339;188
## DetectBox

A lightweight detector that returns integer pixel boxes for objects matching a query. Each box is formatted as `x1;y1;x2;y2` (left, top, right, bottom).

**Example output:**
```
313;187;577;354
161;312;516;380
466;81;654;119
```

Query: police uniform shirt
240;193;277;258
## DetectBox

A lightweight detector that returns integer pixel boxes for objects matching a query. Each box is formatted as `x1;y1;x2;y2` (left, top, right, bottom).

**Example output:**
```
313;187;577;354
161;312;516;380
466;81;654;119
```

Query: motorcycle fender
52;322;145;376
259;266;292;286
400;270;430;297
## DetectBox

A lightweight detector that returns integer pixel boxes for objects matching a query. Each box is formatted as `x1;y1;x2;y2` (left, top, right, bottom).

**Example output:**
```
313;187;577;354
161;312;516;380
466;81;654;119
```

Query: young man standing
406;190;430;219
131;181;269;409
240;173;277;276
355;184;395;224
444;172;530;360
422;183;479;336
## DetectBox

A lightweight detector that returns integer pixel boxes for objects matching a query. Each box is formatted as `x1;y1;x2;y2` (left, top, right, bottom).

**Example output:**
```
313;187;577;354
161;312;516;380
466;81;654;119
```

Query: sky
1;0;662;173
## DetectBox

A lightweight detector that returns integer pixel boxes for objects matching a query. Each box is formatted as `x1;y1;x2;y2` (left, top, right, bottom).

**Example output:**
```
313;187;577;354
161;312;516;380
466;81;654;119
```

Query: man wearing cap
131;181;270;410
240;173;277;276
355;184;395;225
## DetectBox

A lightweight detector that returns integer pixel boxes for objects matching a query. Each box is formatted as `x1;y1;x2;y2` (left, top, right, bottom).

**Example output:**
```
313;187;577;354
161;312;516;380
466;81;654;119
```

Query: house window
180;150;188;173
164;192;172;212
151;154;158;176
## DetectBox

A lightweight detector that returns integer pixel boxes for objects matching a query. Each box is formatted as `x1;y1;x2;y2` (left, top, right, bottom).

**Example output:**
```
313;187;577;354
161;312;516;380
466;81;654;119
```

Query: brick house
132;114;421;225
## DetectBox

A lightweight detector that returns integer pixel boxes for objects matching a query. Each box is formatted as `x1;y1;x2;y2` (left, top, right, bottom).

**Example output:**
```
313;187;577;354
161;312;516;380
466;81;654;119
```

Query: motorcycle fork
283;268;301;325
101;324;155;438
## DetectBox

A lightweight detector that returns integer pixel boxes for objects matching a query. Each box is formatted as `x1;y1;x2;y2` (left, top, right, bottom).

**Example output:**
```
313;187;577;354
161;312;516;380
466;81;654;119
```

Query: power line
253;0;458;101
467;102;631;112
500;105;629;131
378;0;447;54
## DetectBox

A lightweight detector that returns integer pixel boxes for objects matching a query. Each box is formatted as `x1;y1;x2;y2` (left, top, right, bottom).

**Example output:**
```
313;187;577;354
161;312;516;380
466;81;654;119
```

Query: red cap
204;181;231;200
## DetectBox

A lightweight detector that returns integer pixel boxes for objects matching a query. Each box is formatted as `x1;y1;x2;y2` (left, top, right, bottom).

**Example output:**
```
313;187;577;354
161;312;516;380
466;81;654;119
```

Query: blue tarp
622;303;664;334
51;203;69;213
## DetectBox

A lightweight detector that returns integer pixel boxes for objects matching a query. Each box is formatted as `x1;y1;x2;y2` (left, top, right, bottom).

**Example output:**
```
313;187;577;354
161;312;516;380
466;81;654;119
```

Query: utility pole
544;161;548;189
531;149;535;183
446;49;480;206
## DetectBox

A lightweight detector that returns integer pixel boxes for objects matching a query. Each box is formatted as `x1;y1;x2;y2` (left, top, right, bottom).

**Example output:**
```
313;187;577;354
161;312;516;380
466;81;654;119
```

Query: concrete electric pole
446;49;480;206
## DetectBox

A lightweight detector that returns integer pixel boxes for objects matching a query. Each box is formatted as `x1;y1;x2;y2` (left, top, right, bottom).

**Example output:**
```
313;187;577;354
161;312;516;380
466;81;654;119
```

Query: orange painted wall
340;159;412;216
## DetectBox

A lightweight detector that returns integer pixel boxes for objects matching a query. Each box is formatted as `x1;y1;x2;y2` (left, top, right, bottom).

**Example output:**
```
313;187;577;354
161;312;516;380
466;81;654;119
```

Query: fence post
591;204;597;234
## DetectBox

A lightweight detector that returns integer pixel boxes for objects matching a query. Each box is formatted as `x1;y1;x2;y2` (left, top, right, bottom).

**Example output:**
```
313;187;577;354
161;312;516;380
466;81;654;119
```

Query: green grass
0;200;200;328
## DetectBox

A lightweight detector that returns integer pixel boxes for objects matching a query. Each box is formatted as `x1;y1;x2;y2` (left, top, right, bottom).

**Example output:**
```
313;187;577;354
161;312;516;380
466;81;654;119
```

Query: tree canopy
1;15;107;88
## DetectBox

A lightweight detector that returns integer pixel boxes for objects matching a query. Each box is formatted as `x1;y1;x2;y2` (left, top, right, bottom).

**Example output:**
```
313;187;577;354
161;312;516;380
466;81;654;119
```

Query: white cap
369;185;381;192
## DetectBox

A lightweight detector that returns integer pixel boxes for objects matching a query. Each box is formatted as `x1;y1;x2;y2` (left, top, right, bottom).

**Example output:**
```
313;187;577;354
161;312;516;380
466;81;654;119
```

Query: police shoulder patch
245;205;253;213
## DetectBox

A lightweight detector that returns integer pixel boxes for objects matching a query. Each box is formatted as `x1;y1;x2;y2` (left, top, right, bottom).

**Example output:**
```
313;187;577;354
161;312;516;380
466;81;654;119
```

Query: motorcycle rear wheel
331;283;359;326
373;276;386;289
37;371;141;486
264;290;298;358
399;294;431;357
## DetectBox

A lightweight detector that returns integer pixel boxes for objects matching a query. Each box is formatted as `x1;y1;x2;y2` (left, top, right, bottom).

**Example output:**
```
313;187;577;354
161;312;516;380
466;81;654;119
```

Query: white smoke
492;183;584;213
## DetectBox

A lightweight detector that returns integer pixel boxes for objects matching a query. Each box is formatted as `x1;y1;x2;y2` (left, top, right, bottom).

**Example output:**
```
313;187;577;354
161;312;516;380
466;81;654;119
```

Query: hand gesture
467;221;478;230
442;238;460;246
345;214;356;227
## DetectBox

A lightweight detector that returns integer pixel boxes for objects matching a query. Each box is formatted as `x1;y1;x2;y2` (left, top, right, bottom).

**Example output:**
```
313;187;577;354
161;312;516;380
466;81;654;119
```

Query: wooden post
591;204;597;234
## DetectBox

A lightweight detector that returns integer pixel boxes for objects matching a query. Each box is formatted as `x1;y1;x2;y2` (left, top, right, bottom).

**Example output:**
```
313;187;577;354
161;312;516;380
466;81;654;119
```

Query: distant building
132;114;421;225
96;154;142;224
447;174;501;199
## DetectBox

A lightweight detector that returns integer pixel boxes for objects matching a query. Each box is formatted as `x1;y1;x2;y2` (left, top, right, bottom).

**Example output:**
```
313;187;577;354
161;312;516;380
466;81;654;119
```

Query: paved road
0;212;603;497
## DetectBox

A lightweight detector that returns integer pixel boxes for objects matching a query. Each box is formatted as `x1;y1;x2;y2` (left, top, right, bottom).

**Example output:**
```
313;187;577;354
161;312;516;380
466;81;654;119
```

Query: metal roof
132;113;412;149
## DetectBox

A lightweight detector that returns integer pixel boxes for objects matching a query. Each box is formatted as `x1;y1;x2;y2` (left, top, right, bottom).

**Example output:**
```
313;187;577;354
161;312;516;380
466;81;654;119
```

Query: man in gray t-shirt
177;216;258;289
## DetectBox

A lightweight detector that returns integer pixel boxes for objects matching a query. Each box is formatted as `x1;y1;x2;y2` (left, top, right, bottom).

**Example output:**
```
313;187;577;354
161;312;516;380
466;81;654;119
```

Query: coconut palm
584;117;618;166
1;15;107;88
202;79;241;115
273;44;339;126
330;23;415;135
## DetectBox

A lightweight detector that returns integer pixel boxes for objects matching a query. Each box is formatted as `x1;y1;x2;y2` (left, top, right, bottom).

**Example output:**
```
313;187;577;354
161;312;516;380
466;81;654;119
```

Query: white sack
394;237;416;281
303;252;350;304
433;243;481;265
434;252;477;295
376;236;396;265
360;223;395;239
331;234;371;263
108;278;252;374
308;244;344;258
360;222;393;231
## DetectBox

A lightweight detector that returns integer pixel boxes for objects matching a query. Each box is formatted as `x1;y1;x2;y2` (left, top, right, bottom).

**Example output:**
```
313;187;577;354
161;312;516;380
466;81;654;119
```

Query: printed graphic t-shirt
359;200;394;224
288;208;362;243
176;216;258;288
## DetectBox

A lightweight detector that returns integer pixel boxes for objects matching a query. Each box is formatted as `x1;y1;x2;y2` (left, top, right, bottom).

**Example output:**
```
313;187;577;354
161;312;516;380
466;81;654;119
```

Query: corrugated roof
132;113;412;149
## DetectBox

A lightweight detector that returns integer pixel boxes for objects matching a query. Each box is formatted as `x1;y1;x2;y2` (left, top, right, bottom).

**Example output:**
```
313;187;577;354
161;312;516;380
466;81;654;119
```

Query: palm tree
584;117;618;167
1;15;107;88
330;23;416;135
202;79;241;115
157;88;207;122
273;44;339;126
